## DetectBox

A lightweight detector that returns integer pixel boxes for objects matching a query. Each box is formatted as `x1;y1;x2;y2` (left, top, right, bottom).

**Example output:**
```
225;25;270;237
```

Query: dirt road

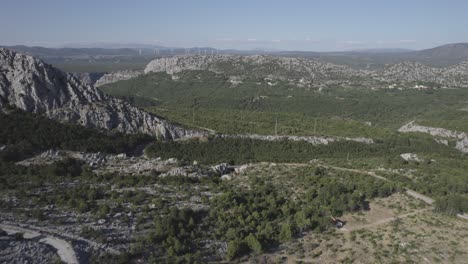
0;223;79;264
339;208;430;232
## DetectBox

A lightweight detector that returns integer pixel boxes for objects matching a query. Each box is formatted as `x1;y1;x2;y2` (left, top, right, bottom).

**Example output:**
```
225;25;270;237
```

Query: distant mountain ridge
3;42;468;66
411;43;468;59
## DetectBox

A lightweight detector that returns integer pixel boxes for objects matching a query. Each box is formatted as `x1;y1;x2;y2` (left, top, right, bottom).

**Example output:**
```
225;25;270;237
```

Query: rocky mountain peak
0;48;203;140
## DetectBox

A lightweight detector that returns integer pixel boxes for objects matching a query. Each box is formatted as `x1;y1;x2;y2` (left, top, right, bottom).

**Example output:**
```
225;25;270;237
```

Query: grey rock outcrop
211;163;233;175
94;70;142;87
400;153;423;162
0;48;203;140
70;72;106;87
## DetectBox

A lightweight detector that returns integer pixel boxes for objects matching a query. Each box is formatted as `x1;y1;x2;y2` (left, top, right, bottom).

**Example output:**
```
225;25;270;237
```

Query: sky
1;0;467;51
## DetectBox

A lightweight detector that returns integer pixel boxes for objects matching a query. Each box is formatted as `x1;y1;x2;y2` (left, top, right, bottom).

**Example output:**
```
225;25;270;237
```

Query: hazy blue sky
1;0;467;51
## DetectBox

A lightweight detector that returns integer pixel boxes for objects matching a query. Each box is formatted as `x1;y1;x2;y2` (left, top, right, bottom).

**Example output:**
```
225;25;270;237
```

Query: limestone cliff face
0;48;203;140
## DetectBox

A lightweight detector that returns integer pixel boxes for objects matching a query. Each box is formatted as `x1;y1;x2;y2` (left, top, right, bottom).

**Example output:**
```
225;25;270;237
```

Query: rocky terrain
373;61;443;84
144;55;368;85
0;48;203;140
94;70;142;87
375;61;468;87
219;134;374;145
70;72;106;87
0;233;60;264
399;121;468;152
15;149;235;177
143;54;468;88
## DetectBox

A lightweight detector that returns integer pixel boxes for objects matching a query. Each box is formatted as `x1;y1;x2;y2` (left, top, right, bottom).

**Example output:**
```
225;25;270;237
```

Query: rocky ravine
0;48;203;140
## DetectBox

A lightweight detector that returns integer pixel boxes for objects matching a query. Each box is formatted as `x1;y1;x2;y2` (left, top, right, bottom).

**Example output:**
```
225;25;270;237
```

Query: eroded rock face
0;48;203;140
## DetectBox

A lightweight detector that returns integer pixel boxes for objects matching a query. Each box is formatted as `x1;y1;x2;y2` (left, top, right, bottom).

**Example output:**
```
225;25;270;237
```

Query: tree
245;233;262;254
279;223;293;242
226;240;241;260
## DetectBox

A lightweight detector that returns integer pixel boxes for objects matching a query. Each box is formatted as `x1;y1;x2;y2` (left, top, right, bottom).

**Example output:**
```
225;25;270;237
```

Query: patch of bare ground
256;193;468;263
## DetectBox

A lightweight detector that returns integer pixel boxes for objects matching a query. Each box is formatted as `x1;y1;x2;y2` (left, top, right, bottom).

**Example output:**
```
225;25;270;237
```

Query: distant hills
411;43;468;61
2;42;468;69
347;48;414;54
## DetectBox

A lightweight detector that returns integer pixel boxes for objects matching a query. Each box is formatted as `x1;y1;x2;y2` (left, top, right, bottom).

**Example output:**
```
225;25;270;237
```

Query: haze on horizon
1;0;467;51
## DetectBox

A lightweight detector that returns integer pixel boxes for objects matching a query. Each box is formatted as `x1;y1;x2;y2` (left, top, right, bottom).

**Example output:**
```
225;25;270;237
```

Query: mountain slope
0;48;202;140
373;61;443;83
372;60;468;87
144;55;368;84
412;43;468;59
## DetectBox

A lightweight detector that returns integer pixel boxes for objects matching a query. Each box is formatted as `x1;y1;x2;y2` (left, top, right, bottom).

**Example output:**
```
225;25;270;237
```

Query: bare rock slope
0;48;202;140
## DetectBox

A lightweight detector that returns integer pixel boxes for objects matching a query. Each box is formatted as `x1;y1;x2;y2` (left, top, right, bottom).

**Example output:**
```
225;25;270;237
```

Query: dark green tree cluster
209;172;397;260
434;194;468;215
0;110;152;161
133;208;206;263
145;135;455;165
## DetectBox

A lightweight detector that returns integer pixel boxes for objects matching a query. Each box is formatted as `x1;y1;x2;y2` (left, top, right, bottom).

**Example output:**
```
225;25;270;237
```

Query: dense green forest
0;110;151;161
100;68;468;218
0;153;397;262
101;70;468;133
144;136;457;165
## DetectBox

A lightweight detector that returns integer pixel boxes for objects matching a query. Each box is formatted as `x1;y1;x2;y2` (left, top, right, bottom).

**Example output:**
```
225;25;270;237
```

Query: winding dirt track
0;223;79;264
